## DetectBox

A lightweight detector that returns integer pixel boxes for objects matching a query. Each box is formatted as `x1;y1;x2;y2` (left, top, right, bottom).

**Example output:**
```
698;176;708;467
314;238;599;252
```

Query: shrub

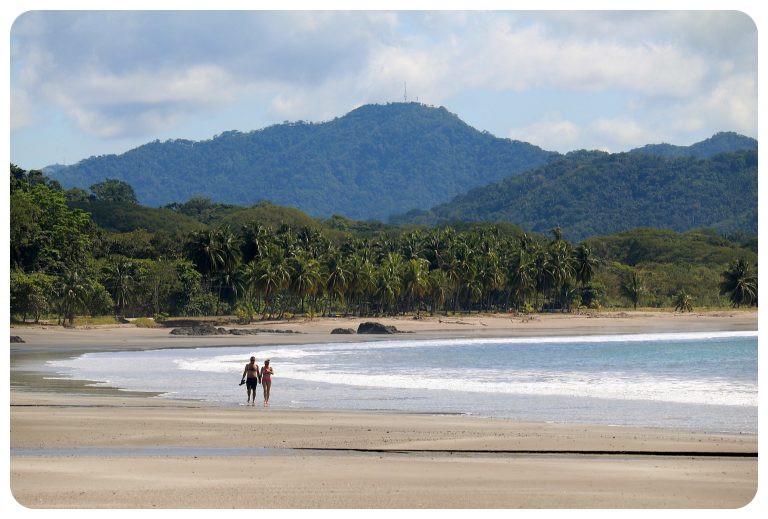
133;317;159;328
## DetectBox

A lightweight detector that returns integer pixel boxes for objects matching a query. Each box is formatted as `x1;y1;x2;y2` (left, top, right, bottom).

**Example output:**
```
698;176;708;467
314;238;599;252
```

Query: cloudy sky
8;8;759;170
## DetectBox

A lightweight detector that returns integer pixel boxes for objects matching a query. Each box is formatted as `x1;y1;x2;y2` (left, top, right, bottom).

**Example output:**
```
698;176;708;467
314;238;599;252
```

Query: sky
7;5;761;170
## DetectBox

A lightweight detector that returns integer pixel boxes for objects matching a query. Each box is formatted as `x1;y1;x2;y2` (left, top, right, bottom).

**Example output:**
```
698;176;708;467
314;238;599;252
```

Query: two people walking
241;356;273;406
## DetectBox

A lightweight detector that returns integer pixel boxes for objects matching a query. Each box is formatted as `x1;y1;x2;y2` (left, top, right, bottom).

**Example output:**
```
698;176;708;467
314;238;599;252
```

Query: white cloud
508;116;581;151
450;19;711;98
10;86;36;129
591;117;653;148
10;10;757;149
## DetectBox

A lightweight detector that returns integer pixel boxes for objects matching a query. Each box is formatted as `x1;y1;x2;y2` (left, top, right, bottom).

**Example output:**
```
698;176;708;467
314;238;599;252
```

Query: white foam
46;331;757;409
268;363;757;407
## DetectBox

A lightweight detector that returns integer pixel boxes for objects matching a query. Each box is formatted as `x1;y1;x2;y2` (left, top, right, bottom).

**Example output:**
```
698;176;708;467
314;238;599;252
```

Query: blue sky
8;7;759;170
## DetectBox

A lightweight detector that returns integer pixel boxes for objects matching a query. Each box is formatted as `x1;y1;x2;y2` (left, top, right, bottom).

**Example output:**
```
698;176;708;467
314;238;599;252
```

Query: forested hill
628;131;757;158
391;149;758;242
46;103;558;220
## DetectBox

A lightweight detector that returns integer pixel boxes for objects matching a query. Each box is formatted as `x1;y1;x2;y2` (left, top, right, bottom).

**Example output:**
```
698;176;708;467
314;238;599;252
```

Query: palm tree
297;226;329;259
213;227;241;313
506;247;535;311
620;269;644;310
375;252;404;315
719;259;757;307
236;260;262;323
185;227;241;312
345;253;375;317
257;250;292;319
101;257;136;318
573;244;598;287
450;243;475;313
476;252;504;312
290;254;321;314
185;229;226;285
529;243;553;311
240;222;272;263
323;251;349;316
424;227;456;270
56;269;88;325
401;257;430;314
375;268;400;316
425;268;449;315
673;290;693;312
546;240;575;311
401;230;424;260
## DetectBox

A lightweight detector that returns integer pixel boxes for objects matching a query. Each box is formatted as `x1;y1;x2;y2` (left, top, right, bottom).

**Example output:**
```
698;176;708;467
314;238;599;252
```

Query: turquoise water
46;331;758;434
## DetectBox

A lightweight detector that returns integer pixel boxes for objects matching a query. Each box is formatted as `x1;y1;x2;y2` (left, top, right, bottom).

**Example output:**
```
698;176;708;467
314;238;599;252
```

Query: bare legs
262;380;271;406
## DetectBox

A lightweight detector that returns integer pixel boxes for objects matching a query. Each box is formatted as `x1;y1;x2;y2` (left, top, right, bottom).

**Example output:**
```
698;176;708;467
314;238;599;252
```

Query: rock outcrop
170;325;227;336
170;326;300;336
357;322;399;334
330;328;356;334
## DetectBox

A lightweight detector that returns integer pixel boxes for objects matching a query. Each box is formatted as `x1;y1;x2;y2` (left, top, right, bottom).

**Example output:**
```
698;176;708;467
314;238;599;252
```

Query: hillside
392;149;757;242
47;103;558;221
583;227;757;268
67;199;205;234
628;131;757;158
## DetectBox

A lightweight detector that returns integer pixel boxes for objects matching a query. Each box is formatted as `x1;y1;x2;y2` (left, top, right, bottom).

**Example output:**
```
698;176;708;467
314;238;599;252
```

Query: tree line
9;165;757;325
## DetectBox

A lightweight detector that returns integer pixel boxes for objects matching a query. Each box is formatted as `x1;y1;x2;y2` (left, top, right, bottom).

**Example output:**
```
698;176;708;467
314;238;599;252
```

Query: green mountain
46;103;558;221
628;131;757;158
392;148;757;242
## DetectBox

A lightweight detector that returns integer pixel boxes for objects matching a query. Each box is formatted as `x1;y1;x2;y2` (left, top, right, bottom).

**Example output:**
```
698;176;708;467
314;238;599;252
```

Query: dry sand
7;311;760;509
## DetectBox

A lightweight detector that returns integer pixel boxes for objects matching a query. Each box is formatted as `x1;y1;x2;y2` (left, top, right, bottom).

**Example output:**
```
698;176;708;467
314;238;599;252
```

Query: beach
8;311;760;509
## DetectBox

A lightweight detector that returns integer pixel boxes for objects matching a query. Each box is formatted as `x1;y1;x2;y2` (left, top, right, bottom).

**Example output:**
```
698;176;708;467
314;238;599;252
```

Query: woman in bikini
261;359;273;407
241;356;260;405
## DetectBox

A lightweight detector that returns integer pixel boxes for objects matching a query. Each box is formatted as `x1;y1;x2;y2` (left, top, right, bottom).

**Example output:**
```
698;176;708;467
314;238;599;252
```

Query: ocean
45;330;758;434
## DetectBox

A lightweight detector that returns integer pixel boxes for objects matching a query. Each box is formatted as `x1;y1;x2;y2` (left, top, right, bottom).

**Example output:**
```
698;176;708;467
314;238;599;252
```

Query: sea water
45;331;758;434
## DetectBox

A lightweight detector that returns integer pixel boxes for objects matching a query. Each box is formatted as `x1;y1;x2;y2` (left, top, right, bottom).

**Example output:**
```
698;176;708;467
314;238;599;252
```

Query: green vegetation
10;165;757;325
47;103;558;220
394;149;757;242
132;317;160;328
46;106;756;239
628;131;757;159
719;259;758;307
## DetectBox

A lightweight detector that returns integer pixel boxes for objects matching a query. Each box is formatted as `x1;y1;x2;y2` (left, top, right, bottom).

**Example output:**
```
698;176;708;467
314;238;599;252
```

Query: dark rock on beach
10;336;25;343
330;328;356;334
170;325;227;336
357;322;399;334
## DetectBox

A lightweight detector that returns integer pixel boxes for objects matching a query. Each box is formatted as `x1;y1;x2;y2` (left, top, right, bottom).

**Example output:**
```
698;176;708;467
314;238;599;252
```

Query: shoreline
8;311;760;508
10;310;758;413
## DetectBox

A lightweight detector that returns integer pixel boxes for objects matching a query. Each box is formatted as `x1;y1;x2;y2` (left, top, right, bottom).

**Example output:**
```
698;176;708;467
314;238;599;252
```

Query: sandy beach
7;311;759;509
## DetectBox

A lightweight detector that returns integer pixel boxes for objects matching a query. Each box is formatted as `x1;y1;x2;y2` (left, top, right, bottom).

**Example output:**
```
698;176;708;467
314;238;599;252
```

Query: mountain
391;148;757;242
628;131;757;158
46;103;559;221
